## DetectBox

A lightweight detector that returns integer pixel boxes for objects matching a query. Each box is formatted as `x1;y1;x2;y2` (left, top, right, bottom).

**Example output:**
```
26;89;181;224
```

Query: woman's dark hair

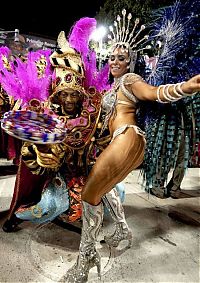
108;71;114;85
134;53;146;77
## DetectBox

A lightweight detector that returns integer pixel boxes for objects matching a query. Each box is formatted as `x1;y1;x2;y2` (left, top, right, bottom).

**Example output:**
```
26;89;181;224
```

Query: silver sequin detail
111;124;145;142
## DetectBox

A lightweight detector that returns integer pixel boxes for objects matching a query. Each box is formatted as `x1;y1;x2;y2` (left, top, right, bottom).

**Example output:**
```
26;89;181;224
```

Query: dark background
1;1;104;39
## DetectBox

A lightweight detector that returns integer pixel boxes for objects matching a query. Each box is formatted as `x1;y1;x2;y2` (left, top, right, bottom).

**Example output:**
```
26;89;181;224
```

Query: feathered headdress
68;17;110;92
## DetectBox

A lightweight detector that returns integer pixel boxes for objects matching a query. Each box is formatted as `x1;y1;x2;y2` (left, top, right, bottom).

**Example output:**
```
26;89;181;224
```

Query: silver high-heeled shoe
66;201;103;283
66;247;101;283
103;188;133;248
104;222;133;248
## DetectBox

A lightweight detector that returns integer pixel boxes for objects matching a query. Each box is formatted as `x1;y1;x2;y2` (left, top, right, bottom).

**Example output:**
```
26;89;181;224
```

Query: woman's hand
182;74;200;95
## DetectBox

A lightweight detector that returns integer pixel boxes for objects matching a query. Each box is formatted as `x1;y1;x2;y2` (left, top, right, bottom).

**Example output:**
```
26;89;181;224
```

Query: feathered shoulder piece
0;47;53;108
0;46;14;72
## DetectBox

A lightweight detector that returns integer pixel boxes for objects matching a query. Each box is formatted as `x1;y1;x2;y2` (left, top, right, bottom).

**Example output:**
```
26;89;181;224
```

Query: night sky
1;1;105;40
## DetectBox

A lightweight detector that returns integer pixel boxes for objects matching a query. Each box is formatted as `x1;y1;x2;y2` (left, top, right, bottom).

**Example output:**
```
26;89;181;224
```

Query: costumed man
0;47;54;231
0;84;10;154
2;25;126;233
0;46;22;166
5;34;27;61
138;0;200;198
0;40;27;165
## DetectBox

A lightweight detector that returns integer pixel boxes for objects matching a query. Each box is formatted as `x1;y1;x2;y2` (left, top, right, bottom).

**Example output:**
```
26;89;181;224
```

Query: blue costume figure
137;0;200;198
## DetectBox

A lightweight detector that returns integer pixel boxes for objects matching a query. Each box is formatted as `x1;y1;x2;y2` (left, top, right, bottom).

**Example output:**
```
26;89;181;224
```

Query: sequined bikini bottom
111;124;146;142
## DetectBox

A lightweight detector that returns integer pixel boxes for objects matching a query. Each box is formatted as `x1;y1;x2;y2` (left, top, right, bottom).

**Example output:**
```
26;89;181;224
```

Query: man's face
9;41;25;56
57;89;83;115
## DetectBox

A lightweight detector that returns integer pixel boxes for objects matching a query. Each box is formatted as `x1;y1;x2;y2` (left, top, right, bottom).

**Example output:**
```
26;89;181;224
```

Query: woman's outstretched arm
129;74;200;102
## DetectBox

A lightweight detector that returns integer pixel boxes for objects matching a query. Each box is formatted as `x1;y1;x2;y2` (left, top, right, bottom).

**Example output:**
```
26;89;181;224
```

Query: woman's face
108;47;130;78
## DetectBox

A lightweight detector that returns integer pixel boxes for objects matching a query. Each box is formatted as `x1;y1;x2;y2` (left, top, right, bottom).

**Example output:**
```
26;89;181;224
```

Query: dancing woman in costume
66;9;200;283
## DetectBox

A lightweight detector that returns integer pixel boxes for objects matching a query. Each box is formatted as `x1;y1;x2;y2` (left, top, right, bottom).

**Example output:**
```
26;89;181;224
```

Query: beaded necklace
100;77;121;134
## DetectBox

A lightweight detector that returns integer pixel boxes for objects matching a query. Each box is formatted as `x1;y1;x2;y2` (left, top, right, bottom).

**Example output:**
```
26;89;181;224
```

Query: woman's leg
67;129;145;282
102;187;133;247
66;201;103;283
82;128;145;204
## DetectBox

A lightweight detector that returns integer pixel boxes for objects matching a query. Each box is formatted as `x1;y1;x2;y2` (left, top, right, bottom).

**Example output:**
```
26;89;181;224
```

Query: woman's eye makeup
109;55;126;61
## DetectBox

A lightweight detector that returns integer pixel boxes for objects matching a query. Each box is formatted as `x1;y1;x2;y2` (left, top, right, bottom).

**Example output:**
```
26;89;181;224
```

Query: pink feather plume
0;48;53;107
68;17;96;58
68;17;110;93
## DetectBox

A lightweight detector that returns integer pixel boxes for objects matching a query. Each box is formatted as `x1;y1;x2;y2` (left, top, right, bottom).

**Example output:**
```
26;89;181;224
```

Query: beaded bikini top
101;73;143;132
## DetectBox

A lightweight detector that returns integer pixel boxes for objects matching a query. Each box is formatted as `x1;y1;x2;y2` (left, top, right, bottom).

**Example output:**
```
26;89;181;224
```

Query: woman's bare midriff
108;104;137;135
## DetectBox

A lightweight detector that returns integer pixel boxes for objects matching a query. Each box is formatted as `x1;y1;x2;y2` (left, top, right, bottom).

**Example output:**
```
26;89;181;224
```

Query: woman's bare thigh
82;128;145;204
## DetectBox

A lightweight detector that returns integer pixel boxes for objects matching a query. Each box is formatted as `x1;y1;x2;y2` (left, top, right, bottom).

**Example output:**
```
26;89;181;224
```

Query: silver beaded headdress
107;8;150;71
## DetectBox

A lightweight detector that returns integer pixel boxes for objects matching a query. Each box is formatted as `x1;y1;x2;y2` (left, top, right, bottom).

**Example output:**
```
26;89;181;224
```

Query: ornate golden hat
50;31;85;96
